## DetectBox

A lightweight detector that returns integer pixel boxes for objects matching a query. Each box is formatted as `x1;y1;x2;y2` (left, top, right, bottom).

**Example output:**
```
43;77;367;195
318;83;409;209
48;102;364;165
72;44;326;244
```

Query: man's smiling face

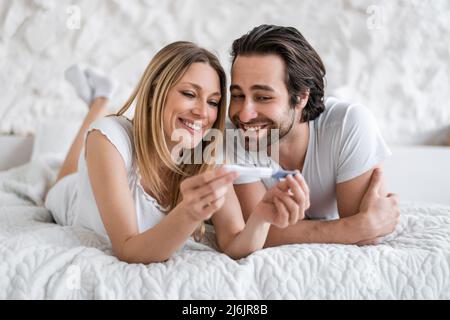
229;54;299;150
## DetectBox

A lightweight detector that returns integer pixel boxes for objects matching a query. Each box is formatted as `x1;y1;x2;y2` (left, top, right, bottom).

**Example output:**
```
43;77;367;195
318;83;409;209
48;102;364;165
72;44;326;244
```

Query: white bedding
0;157;449;299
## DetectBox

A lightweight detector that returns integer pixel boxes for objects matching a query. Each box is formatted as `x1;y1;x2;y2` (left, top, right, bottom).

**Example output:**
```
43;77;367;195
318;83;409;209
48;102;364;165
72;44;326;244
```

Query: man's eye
256;96;272;102
231;94;244;99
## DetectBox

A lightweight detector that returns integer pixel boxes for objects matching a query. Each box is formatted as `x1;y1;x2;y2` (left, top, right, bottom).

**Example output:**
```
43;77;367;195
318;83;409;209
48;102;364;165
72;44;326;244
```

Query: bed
0;141;450;299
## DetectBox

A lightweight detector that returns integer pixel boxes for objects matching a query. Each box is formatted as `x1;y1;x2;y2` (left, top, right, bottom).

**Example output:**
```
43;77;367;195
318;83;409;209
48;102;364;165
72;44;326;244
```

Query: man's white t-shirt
228;97;391;221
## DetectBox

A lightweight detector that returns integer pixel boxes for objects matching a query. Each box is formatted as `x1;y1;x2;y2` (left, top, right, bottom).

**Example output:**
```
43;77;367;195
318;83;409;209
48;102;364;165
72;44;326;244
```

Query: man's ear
296;89;310;109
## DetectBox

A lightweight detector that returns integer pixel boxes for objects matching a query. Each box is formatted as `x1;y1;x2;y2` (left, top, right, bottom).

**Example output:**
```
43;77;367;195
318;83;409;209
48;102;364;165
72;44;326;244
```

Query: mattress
0;156;449;299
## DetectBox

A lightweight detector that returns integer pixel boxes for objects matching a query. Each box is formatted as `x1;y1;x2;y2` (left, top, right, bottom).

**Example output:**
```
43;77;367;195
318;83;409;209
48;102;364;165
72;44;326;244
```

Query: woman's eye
208;101;219;107
182;91;195;98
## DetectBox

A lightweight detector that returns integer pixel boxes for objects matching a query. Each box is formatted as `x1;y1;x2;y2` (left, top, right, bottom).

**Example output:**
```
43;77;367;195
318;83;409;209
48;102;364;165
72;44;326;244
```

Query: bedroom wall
1;0;449;146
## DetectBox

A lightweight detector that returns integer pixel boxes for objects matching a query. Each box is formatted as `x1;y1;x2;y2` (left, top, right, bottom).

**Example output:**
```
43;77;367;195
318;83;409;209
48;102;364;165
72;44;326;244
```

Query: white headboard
0;135;34;171
384;146;450;206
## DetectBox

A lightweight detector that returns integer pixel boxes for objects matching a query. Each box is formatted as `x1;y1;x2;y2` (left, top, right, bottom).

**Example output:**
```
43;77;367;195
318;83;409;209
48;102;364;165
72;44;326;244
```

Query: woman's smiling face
163;62;222;150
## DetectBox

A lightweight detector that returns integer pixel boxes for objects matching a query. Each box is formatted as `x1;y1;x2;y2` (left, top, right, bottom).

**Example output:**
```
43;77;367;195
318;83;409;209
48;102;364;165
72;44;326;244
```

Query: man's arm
234;181;363;246
336;166;386;218
234;168;399;247
264;215;365;247
335;166;396;245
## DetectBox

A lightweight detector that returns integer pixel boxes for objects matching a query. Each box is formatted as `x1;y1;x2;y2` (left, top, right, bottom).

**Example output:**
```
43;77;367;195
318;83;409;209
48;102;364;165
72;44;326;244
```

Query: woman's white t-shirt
229;97;392;221
45;115;167;242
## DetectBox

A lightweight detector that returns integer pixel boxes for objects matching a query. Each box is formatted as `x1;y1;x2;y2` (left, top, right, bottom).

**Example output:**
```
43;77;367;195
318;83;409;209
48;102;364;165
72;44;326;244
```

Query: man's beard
231;107;296;152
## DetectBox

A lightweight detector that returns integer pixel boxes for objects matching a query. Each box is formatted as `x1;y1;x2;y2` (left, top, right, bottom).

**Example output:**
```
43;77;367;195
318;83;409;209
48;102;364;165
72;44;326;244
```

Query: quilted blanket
0;157;449;299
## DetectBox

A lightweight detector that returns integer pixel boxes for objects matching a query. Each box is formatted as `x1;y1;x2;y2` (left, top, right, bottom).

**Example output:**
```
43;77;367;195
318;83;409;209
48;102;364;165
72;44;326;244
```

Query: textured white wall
1;0;449;145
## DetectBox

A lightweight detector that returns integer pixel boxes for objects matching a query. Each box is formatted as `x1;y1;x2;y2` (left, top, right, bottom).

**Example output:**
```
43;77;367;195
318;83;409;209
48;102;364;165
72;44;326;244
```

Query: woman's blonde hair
115;41;227;241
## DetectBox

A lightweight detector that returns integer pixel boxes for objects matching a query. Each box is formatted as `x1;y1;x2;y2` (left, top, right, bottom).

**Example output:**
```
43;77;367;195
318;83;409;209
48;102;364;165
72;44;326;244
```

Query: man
227;25;400;247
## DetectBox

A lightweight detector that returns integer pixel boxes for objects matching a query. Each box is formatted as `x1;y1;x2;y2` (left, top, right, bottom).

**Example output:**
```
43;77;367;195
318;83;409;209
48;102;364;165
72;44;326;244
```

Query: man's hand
255;171;310;228
356;168;400;245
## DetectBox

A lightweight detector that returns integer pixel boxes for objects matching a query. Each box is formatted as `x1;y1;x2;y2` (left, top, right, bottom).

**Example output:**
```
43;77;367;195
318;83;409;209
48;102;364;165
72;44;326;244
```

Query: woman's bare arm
211;185;271;259
86;130;200;264
212;175;308;259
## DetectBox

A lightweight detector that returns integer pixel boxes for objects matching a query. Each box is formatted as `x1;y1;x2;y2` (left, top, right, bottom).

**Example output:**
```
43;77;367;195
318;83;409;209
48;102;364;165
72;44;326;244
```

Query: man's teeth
243;124;267;131
181;119;202;131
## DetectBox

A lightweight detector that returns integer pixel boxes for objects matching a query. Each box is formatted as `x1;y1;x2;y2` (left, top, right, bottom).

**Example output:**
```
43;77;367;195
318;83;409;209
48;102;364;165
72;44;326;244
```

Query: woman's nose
192;101;208;118
192;102;208;118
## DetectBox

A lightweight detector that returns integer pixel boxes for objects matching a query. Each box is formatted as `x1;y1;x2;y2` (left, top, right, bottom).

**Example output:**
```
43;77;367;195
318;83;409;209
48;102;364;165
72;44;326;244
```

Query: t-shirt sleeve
84;116;134;170
336;104;391;183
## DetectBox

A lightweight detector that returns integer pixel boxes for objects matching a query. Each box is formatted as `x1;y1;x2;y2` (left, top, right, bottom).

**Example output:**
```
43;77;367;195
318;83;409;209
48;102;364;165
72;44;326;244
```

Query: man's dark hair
231;24;326;122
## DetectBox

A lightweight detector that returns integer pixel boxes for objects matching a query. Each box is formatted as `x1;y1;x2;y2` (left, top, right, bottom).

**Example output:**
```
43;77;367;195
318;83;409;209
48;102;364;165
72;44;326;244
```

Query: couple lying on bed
44;24;400;264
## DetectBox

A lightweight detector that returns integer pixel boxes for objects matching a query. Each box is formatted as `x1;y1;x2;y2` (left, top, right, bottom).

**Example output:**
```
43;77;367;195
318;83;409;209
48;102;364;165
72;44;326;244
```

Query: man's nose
238;100;258;123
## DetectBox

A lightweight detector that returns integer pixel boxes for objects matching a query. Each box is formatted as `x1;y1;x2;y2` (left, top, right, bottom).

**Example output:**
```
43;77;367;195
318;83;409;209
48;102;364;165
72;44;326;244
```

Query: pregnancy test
224;165;298;180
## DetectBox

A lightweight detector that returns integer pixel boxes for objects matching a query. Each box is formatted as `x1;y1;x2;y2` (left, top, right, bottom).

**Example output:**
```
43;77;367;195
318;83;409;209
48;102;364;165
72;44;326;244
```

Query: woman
45;41;304;264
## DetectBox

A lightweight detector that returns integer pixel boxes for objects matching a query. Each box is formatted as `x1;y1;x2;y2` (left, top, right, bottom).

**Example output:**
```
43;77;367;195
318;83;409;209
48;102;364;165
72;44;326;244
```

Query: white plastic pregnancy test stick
223;165;298;180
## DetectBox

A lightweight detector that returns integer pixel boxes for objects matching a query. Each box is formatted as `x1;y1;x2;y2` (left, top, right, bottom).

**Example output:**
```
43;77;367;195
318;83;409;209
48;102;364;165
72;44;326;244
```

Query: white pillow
31;119;82;161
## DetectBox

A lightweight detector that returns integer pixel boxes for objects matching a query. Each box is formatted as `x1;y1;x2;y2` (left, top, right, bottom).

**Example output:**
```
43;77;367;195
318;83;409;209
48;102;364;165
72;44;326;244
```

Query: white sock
64;64;93;105
85;68;117;100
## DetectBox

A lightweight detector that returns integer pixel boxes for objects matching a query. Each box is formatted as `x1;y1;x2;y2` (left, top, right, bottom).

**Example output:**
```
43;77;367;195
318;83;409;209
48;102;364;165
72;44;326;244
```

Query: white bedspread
1;157;449;299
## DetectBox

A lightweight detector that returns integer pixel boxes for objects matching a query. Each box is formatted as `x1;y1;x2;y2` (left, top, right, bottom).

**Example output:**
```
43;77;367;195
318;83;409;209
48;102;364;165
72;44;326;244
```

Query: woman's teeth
181;119;202;131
